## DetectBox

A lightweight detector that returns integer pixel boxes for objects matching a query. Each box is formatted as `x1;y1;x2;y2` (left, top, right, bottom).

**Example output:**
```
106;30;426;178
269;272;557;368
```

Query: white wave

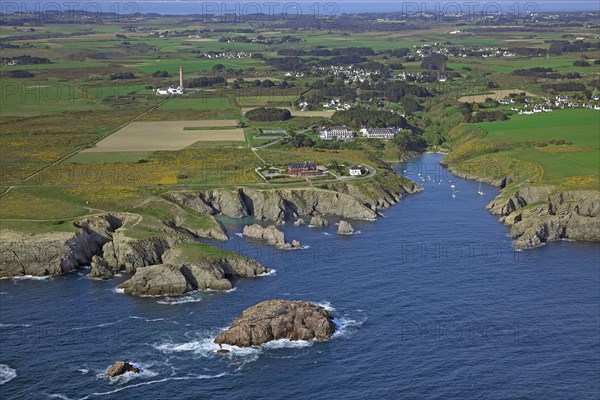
258;269;277;277
301;245;311;250
74;372;227;400
261;339;314;349
332;315;368;339
1;275;52;281
48;394;71;400
354;230;362;234
128;316;166;323
314;301;335;312
0;292;6;295
234;232;244;238
0;364;17;385
157;296;202;305
0;323;30;328
322;232;331;236
112;288;125;294
78;368;89;374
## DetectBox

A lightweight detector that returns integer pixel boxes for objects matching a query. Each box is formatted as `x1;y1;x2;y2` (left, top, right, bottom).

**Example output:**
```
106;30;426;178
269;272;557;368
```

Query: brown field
458;89;535;103
82;120;244;152
242;107;335;117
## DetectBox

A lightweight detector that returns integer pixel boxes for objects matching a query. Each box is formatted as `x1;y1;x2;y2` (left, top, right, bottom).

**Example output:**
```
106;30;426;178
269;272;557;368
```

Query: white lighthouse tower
179;65;183;91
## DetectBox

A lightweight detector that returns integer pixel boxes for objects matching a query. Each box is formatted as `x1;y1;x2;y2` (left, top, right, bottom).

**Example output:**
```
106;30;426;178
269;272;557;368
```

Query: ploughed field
82;120;244;152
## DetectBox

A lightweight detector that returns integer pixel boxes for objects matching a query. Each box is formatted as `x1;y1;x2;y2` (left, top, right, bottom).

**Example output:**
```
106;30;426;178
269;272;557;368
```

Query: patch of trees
331;107;407;129
305;81;356;103
8;69;34;78
548;40;600;55
267;57;306;71
151;70;170;78
573;60;590;67
109;72;135;80
541;82;586;92
187;76;226;88
244;107;291;121
1;55;50;65
512;67;581;80
508;47;547;57
420;53;448;71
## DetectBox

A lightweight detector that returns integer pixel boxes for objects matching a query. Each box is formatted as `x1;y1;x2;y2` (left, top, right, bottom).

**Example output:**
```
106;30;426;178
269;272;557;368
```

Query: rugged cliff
118;243;269;296
487;187;600;249
0;215;121;277
165;170;420;224
0;198;228;278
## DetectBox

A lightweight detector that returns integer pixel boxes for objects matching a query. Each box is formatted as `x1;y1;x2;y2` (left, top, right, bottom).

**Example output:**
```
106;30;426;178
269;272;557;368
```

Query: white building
361;127;400;139
319;126;354;141
349;166;363;176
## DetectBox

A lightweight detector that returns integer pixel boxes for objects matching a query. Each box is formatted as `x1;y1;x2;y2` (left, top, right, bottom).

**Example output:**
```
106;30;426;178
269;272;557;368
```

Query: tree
420;53;448;71
212;63;225;72
303;137;315;147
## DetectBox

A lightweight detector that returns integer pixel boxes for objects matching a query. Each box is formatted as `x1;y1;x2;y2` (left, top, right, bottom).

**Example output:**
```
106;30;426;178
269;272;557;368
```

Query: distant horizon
3;1;600;15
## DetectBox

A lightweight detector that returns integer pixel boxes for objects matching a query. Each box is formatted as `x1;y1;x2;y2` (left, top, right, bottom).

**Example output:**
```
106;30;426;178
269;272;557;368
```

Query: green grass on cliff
446;109;600;190
175;243;242;262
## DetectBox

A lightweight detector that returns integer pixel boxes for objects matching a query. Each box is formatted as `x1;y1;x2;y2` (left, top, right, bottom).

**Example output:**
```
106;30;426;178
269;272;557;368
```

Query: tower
179;65;183;90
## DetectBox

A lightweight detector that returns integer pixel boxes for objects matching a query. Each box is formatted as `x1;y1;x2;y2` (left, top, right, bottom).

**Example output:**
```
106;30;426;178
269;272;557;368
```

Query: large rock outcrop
0;215;121;277
242;224;302;250
214;300;336;347
337;220;355;235
89;255;114;279
119;264;192;296
309;215;329;228
118;244;269;296
487;187;600;249
107;361;139;377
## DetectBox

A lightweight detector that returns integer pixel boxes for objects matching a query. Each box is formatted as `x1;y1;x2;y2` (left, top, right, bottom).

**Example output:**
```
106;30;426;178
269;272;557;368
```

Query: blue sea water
0;153;599;399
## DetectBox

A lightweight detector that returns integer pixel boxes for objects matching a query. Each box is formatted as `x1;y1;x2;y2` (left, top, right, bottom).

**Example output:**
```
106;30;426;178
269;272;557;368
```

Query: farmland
0;9;599;227
446;109;600;189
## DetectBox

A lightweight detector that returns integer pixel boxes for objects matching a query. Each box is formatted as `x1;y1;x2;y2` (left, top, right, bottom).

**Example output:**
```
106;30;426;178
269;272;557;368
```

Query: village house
288;161;320;177
349;166;363;176
361;127;400;139
319;126;354;141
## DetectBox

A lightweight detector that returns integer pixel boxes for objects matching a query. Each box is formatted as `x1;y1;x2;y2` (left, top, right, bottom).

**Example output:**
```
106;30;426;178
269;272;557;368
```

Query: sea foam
0;364;17;385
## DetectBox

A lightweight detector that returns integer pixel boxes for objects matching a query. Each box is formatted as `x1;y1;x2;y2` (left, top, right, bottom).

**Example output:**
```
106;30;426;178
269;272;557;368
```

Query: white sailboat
477;181;485;196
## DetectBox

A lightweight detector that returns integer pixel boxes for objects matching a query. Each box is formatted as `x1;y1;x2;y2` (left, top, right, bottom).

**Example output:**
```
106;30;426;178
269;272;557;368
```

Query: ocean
1;153;599;399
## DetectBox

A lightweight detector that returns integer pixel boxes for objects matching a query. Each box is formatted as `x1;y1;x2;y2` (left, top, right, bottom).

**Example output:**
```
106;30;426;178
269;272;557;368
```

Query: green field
450;109;600;189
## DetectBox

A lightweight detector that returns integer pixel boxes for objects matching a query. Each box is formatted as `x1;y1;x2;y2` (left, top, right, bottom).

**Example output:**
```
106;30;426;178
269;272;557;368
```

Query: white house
156;85;184;96
319;126;354;141
361;127;400;139
349;166;363;176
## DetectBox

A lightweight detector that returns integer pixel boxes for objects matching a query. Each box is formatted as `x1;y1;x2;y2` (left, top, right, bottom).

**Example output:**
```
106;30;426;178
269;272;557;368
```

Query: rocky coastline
0;172;420;279
442;161;600;249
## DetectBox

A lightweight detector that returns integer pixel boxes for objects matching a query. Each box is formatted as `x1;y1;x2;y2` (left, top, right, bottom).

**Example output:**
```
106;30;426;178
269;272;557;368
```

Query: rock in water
337;220;355;235
242;224;301;250
106;361;139;377
89;255;114;279
214;300;336;347
293;218;306;226
118;264;192;296
309;215;329;228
